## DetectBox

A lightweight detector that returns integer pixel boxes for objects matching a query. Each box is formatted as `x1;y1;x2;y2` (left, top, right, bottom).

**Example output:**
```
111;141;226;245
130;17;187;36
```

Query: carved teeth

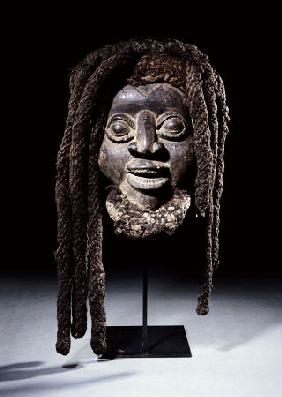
127;174;169;190
130;169;158;175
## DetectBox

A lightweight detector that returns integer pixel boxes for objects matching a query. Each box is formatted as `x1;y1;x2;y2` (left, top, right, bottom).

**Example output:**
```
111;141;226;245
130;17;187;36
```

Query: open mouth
127;161;170;190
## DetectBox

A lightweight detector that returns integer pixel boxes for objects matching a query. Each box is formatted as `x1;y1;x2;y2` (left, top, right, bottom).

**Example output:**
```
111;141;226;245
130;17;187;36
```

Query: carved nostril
128;141;165;156
152;142;165;153
128;142;138;155
128;139;169;160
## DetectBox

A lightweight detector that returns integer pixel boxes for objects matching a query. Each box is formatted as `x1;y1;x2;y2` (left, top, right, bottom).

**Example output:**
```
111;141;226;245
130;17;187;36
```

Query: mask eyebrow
106;113;135;128
156;111;186;127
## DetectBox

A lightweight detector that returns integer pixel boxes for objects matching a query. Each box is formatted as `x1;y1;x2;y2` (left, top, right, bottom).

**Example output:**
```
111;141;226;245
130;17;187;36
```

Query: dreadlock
55;38;230;355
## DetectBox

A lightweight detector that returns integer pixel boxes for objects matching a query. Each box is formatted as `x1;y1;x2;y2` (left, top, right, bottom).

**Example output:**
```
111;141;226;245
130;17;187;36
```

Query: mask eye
111;120;131;136
157;114;187;140
105;115;134;142
162;117;185;134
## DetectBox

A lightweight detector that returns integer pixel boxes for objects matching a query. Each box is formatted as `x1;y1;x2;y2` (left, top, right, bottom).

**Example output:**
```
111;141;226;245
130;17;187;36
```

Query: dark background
1;6;278;277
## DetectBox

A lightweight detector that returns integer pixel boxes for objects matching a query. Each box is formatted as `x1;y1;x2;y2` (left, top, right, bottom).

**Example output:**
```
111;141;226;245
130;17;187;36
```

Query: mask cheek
98;140;130;186
168;145;191;189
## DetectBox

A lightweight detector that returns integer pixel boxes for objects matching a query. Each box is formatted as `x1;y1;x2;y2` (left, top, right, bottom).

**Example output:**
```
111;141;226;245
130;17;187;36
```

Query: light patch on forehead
111;83;185;111
114;84;157;103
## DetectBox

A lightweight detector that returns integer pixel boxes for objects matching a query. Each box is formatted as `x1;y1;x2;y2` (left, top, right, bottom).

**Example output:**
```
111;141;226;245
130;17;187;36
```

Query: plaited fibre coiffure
55;38;230;355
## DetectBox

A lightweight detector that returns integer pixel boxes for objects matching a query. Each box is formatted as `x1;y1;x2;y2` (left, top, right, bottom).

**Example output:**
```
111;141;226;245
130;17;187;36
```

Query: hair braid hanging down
55;38;229;355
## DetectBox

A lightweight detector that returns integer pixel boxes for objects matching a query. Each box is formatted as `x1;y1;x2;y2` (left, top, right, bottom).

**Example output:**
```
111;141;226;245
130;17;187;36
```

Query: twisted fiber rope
127;54;187;91
55;38;229;354
67;51;139;352
56;49;109;353
69;50;111;339
185;63;214;216
185;62;216;314
56;44;142;354
197;64;219;314
70;48;138;353
55;103;74;354
196;207;214;315
55;66;94;355
212;75;229;270
87;121;107;354
195;70;229;314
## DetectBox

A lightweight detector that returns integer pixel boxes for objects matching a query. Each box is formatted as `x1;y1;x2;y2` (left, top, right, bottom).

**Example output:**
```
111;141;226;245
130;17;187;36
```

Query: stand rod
142;270;148;353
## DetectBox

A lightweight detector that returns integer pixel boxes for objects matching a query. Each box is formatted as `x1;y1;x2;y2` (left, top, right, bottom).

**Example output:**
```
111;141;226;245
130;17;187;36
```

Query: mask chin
105;187;191;239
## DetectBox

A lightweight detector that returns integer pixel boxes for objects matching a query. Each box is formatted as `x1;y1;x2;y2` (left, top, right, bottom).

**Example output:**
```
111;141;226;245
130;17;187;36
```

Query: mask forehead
110;83;186;116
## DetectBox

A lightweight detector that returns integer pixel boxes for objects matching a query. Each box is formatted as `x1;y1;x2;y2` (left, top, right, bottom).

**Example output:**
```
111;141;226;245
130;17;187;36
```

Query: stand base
99;325;192;359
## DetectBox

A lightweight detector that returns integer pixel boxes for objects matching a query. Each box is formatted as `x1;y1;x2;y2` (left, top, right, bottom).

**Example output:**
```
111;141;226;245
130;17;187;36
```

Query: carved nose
128;110;165;158
128;141;165;157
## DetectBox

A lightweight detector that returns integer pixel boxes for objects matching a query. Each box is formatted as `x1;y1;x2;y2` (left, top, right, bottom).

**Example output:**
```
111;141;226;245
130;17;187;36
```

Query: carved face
98;83;194;210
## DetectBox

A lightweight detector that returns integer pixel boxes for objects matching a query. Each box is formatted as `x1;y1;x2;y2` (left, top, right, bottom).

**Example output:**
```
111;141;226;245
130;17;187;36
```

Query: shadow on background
0;361;135;396
0;361;79;382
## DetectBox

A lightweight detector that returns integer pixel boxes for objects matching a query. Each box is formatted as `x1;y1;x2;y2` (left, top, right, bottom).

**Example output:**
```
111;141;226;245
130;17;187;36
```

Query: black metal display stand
99;270;192;359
